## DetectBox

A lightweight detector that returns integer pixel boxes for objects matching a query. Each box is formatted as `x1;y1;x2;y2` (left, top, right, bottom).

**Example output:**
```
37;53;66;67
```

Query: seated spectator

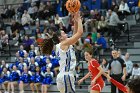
58;22;67;33
81;38;92;58
100;0;108;16
23;35;34;52
81;5;90;18
0;30;9;48
127;0;140;14
75;38;83;62
28;3;38;20
101;58;109;82
43;2;54;19
11;20;22;46
107;9;125;41
41;67;54;93
54;14;62;27
91;27;97;44
94;33;107;55
118;0;130;20
21;10;31;27
17;5;25;19
37;2;46;19
97;16;108;35
94;9;101;21
1;7;9;19
124;53;133;79
1;5;15;20
86;33;92;44
131;63;140;79
110;1;119;11
95;33;107;49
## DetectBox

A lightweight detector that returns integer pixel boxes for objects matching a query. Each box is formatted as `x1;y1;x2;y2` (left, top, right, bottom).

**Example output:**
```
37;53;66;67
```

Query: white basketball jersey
56;43;76;73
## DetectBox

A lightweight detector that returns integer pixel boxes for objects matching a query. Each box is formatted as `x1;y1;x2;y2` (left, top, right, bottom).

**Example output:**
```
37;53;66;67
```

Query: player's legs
91;81;104;93
90;90;100;93
57;73;75;93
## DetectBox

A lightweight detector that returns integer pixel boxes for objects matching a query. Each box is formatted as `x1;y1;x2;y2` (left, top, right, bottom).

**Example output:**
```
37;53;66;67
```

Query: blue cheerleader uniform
35;56;42;67
51;58;59;69
42;56;50;66
29;50;36;58
15;57;20;67
42;72;53;85
18;63;26;73
18;50;25;57
20;71;31;83
35;72;42;83
9;70;20;82
23;58;29;66
0;71;10;83
29;63;36;72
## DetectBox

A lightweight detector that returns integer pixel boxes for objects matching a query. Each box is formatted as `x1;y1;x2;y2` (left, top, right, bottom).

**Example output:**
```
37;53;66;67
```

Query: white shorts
56;72;75;93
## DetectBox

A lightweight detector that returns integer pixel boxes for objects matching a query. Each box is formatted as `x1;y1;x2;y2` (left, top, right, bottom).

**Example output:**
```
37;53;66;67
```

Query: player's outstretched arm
78;72;90;85
62;11;83;46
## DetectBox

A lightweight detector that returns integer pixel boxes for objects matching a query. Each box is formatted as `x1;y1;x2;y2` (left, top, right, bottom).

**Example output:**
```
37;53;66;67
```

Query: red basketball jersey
88;59;103;82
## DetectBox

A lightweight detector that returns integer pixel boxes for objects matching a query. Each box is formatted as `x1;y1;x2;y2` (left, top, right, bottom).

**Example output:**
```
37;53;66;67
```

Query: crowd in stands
0;0;140;93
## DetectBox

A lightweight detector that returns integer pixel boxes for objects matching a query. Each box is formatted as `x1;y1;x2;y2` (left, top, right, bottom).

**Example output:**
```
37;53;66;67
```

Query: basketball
66;0;81;13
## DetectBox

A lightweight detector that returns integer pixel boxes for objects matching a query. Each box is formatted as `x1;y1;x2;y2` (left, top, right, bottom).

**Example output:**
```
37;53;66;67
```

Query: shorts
91;80;104;92
56;73;75;93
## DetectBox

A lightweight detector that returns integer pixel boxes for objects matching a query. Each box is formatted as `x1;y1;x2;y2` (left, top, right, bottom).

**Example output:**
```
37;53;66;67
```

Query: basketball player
41;12;83;93
105;73;140;93
78;49;104;93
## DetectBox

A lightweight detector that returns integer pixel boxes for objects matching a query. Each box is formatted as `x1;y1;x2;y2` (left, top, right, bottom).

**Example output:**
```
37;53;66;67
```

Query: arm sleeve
110;78;127;92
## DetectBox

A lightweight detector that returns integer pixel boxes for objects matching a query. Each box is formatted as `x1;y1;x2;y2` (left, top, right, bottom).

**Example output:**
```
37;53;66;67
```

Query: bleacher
0;0;140;93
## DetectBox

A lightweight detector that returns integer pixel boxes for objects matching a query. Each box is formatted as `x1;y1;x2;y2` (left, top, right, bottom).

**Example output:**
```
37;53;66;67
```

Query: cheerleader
18;45;27;58
19;66;32;93
30;66;42;93
41;67;53;93
35;51;43;67
8;65;21;93
28;44;36;58
46;58;52;69
29;57;38;73
1;68;10;93
15;52;20;66
23;53;30;66
1;60;9;70
18;57;27;73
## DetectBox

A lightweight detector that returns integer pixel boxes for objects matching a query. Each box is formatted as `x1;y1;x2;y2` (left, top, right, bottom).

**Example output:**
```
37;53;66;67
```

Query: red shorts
91;80;104;92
